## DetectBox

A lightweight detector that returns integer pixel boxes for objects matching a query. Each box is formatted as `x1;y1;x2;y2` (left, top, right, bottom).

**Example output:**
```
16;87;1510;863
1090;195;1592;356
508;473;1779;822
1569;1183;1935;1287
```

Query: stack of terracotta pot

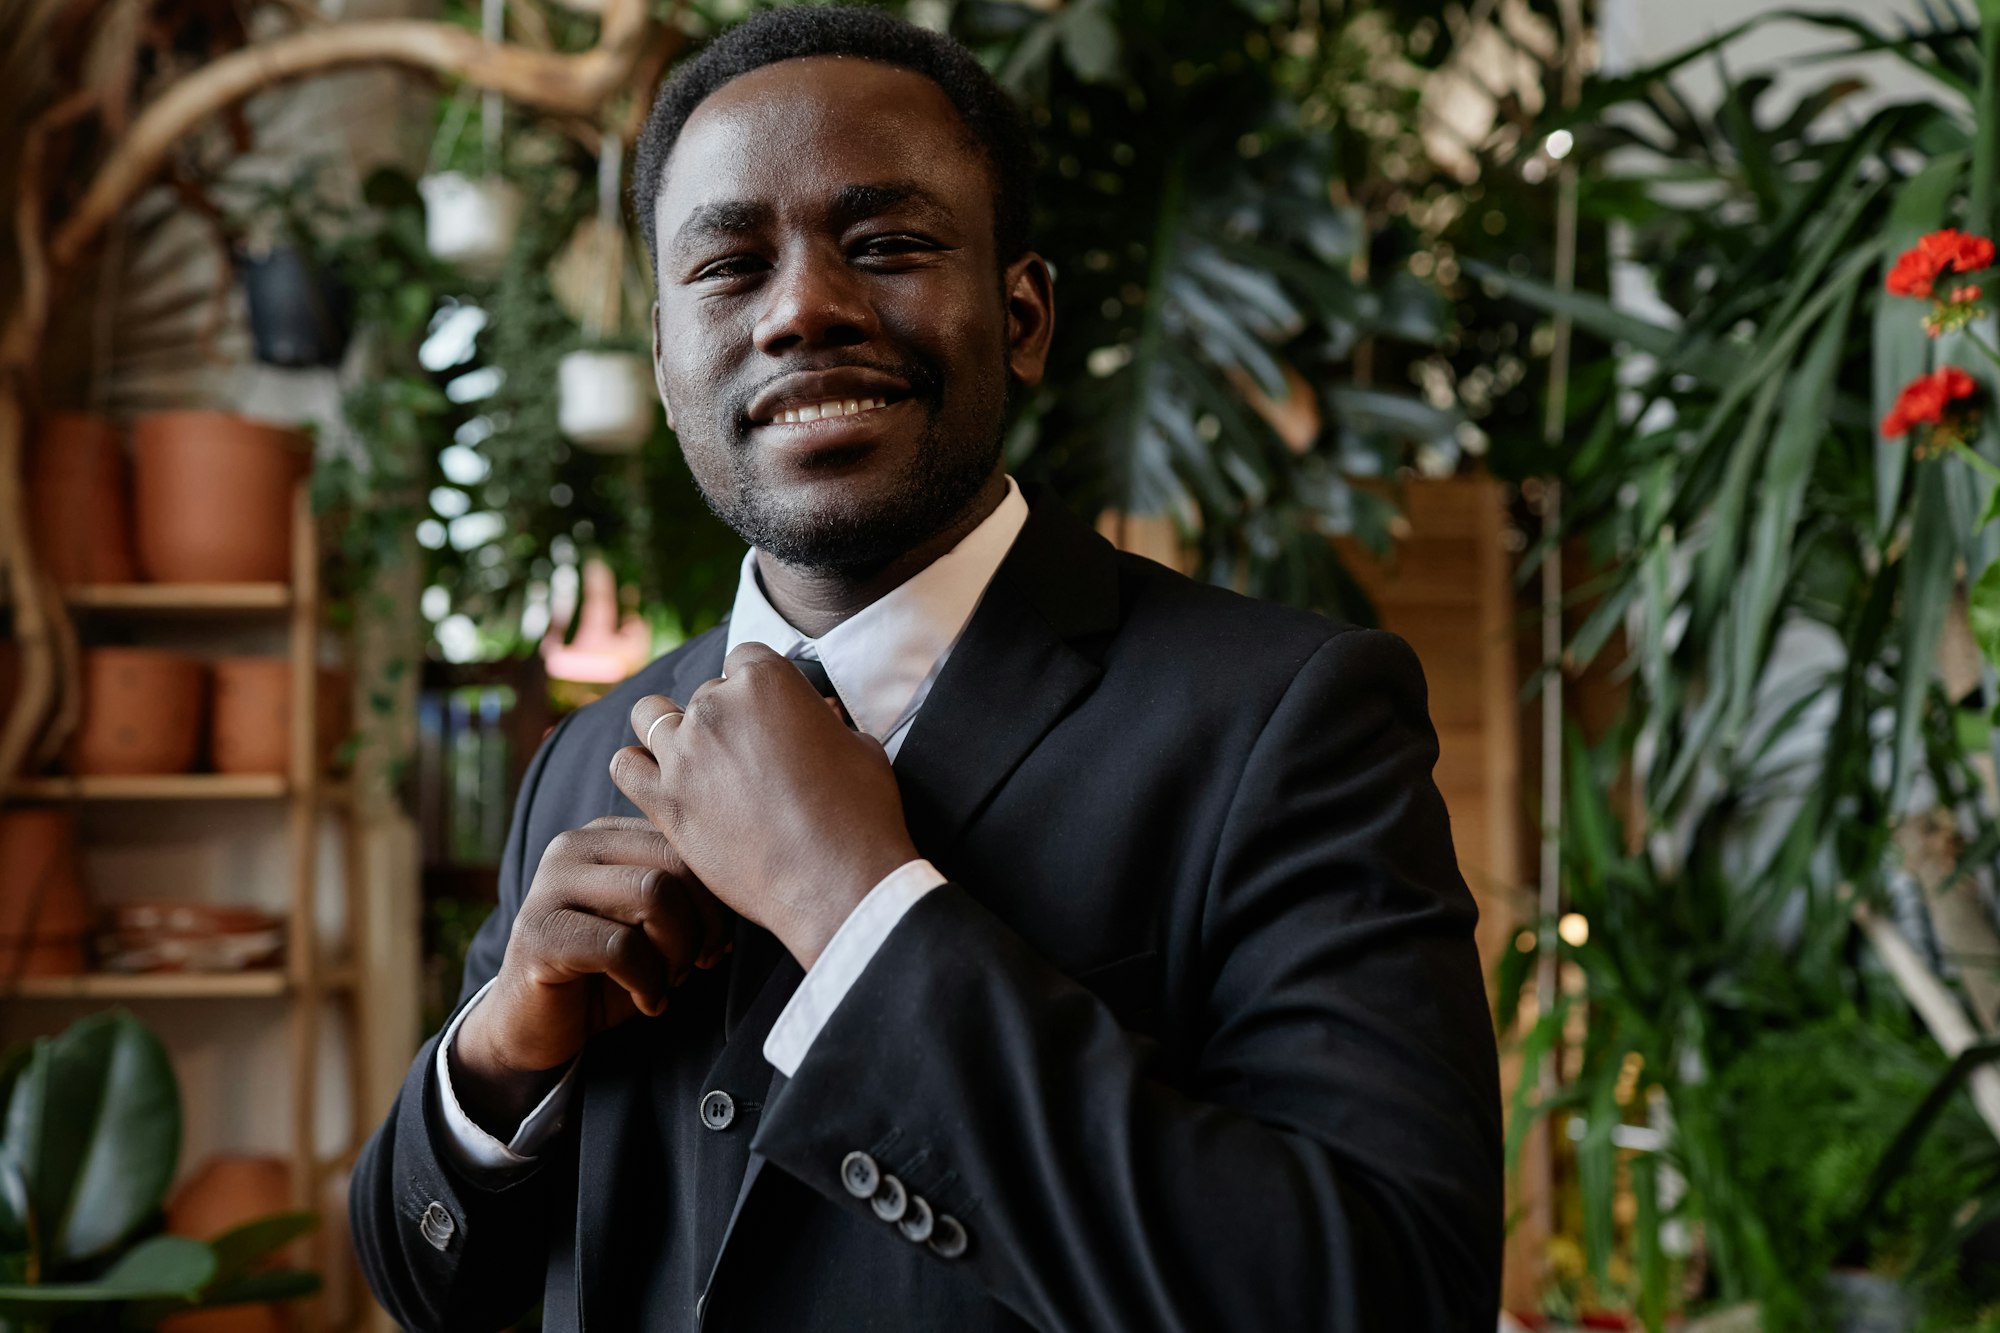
22;410;345;779
0;808;90;979
29;409;309;587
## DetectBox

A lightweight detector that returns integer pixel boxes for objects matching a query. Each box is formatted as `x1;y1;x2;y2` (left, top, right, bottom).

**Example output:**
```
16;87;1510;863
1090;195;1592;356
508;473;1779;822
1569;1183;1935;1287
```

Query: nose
752;242;877;354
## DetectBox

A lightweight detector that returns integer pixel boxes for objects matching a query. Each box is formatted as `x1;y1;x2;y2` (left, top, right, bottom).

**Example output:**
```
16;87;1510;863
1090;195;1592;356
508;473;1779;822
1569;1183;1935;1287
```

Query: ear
1002;252;1056;390
651;301;676;431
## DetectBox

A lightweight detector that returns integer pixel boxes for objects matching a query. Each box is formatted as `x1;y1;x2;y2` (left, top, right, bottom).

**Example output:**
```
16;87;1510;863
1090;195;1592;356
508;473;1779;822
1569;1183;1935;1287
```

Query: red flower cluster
1887;229;1997;299
1882;366;1978;441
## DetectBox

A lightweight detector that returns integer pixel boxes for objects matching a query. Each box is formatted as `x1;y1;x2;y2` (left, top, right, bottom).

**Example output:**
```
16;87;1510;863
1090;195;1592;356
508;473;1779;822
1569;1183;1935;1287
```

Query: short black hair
631;5;1034;274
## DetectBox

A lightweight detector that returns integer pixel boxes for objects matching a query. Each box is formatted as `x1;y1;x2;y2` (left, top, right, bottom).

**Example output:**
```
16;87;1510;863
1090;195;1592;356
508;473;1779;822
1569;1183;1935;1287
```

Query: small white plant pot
558;350;656;453
419;172;524;276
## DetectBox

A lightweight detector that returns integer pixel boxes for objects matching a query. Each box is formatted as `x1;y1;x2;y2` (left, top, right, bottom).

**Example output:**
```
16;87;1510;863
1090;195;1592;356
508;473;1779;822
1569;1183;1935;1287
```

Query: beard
686;348;1010;576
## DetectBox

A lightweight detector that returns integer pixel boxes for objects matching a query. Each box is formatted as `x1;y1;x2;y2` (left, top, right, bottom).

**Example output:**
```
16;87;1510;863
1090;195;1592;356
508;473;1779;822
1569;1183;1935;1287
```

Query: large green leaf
2;1010;180;1265
0;1235;213;1317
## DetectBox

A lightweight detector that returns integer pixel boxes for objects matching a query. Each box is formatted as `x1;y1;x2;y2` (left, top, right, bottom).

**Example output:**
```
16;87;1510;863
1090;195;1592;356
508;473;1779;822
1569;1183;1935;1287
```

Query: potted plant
221;163;357;370
419;169;524;278
556;136;654;453
0;1010;319;1328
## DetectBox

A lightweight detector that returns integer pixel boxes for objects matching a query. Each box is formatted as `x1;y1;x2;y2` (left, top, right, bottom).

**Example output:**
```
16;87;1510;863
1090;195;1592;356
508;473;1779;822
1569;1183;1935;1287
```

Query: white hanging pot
418;172;524;276
558;349;656;453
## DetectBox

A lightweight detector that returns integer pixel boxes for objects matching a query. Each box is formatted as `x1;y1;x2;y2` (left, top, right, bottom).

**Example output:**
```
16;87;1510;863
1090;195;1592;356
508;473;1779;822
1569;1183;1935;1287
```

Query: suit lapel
892;488;1122;854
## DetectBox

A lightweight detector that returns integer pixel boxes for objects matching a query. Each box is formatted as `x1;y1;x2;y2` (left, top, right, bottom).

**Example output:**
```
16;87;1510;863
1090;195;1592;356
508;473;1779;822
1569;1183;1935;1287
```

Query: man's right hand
449;816;731;1138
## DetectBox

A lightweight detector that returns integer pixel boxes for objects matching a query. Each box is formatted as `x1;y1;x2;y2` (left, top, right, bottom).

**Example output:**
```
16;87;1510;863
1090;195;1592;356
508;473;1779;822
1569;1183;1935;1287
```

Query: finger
582;815;658;833
544;824;683;873
537;906;674;1017
722;640;784;678
609;745;670;823
630;694;686;757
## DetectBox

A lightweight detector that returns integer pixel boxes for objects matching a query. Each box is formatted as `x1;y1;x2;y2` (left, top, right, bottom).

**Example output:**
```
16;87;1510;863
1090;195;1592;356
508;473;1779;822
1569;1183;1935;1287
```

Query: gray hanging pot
237;243;353;369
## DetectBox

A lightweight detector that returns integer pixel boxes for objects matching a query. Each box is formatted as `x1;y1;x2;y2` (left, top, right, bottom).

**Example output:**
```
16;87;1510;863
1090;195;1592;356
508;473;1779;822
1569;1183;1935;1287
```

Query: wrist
785;838;920;970
450;991;566;1137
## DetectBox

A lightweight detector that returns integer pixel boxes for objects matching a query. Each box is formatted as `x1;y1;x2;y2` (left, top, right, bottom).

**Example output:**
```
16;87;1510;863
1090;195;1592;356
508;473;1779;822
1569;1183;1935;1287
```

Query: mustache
728;355;947;436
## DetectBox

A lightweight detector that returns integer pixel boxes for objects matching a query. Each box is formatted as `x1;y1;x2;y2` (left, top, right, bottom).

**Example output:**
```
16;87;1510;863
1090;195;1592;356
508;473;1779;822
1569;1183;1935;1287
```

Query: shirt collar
724;476;1030;743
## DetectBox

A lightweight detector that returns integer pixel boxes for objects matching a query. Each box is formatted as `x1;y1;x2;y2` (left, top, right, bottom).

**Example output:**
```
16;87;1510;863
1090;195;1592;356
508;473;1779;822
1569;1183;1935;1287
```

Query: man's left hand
611;642;921;969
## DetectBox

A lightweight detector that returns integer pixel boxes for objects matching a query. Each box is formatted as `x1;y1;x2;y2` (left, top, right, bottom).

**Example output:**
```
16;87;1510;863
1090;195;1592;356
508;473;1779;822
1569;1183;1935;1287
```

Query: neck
756;471;1009;639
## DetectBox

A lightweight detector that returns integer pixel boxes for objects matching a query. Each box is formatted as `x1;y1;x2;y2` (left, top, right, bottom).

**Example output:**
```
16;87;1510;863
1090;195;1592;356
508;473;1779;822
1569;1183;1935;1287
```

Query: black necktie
791;654;852;726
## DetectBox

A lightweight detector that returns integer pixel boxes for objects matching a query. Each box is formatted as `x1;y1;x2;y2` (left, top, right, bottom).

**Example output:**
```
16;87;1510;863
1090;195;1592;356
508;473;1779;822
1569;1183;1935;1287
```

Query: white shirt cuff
434;976;580;1175
762;858;947;1076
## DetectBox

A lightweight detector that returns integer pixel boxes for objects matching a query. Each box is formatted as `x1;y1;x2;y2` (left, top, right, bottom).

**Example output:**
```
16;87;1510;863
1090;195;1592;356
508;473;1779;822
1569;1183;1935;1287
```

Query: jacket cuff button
419;1200;456;1252
928;1213;968;1259
896;1193;934;1244
840;1150;880;1198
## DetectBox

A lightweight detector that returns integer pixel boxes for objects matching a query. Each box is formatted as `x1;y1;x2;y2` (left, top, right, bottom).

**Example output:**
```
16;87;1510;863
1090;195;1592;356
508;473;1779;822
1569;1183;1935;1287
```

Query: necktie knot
791;655;852;726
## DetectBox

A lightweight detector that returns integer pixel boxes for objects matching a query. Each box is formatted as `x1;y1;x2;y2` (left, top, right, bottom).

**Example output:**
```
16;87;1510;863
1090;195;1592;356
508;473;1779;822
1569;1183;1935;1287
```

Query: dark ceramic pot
237;244;352;369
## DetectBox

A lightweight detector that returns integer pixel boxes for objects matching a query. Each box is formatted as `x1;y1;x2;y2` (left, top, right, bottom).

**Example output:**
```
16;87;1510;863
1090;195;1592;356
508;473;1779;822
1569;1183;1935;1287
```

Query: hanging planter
557;131;655;453
558;348;655;452
418;171;524;277
237;242;353;369
421;7;524;281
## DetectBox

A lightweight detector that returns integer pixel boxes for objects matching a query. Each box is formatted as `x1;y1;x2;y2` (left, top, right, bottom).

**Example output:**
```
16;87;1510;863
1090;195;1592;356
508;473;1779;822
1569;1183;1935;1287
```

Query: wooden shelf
3;970;289;999
13;774;288;800
2;961;360;1001
65;582;291;612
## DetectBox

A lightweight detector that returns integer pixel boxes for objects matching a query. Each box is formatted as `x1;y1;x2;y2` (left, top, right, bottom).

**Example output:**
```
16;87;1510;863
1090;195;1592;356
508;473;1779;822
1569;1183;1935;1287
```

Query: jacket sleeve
749;627;1504;1332
349;714;580;1333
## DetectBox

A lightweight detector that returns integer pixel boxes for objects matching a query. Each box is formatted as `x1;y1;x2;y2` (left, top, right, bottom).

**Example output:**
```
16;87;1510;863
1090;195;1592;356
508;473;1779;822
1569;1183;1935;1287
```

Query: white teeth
774;397;888;425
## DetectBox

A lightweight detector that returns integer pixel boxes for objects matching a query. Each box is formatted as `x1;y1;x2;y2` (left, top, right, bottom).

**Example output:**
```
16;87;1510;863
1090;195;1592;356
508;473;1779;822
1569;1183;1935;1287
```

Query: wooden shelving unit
65;582;292;612
4;482;373;1333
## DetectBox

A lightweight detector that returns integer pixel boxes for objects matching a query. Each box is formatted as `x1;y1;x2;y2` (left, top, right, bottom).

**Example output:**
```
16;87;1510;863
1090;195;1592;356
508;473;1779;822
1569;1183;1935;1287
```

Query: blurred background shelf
15;773;288;800
65;582;292;612
13;775;354;802
2;961;361;1000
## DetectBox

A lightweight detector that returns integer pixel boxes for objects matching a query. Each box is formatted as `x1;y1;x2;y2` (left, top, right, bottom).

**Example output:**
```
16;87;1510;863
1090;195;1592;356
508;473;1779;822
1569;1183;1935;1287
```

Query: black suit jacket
351;488;1503;1332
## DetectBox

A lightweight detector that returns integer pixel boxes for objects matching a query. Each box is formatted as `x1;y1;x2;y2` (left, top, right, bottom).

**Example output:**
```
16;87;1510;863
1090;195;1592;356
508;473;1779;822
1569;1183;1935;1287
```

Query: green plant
0;1010;318;1331
1480;2;2000;1327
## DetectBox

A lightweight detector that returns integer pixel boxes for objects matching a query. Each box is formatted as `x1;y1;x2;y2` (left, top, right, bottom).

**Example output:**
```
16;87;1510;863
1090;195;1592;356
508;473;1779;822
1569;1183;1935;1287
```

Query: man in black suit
351;8;1503;1330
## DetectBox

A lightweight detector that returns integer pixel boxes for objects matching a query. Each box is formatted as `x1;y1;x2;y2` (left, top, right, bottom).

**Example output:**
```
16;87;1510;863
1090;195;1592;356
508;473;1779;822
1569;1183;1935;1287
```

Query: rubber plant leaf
1;1010;180;1265
0;1235;214;1316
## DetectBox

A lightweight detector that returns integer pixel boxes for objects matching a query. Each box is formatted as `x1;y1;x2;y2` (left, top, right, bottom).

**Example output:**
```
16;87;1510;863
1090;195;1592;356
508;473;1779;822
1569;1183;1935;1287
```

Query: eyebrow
667;181;957;264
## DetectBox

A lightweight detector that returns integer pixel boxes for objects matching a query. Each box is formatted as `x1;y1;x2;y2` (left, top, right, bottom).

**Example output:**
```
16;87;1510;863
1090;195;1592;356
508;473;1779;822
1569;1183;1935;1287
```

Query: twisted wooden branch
0;0;658;797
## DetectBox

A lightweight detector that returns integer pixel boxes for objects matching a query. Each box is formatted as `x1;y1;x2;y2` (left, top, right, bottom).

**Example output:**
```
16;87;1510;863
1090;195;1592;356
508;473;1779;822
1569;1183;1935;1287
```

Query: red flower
1886;229;1998;299
1882;366;1978;439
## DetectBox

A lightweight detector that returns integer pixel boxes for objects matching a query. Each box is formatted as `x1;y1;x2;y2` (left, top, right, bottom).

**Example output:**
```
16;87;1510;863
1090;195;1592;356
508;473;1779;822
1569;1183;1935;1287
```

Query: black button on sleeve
870;1173;908;1222
841;1150;880;1198
897;1193;934;1244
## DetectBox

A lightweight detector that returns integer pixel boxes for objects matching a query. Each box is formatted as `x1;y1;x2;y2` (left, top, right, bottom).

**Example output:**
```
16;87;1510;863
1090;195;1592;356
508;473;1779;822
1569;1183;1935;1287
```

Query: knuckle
546;829;579;862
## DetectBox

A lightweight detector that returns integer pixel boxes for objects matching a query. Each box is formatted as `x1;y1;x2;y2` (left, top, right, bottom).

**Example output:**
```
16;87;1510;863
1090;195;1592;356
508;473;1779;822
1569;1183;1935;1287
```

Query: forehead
656;56;992;234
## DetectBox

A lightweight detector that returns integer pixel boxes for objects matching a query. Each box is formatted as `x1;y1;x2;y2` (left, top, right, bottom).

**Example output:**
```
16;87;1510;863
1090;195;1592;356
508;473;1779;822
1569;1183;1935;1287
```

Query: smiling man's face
650;55;1052;573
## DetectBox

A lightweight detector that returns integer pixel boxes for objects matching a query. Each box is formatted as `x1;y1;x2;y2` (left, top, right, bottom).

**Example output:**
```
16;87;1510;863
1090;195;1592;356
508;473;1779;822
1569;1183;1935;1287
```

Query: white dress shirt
436;477;1031;1174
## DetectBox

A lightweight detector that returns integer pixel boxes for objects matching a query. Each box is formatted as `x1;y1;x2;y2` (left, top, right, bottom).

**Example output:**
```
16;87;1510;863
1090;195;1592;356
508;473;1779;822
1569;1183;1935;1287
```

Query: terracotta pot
131;412;309;584
71;647;204;776
163;1155;296;1333
210;659;350;776
97;900;285;974
29;412;138;585
0;808;90;978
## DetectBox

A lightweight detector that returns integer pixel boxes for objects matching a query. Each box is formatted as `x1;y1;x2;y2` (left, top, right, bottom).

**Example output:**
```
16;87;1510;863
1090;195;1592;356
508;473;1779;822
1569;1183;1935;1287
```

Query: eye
855;234;938;260
693;255;766;282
